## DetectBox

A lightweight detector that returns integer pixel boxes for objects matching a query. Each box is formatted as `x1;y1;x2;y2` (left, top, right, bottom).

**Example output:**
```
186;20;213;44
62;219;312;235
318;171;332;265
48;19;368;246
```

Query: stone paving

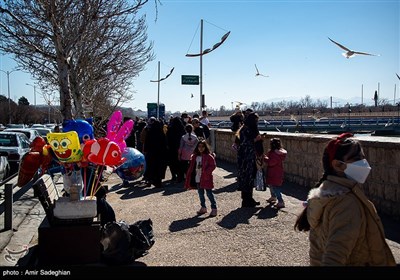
0;160;399;269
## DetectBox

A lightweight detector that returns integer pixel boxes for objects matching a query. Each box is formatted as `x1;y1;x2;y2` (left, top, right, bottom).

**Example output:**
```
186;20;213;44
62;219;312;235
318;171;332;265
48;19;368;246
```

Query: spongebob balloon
47;131;83;163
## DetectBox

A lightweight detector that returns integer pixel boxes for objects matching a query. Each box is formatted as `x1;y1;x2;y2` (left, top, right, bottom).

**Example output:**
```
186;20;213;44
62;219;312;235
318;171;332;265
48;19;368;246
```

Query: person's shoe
275;202;285;209
209;209;217;217
197;207;207;215
251;199;261;206
266;197;277;204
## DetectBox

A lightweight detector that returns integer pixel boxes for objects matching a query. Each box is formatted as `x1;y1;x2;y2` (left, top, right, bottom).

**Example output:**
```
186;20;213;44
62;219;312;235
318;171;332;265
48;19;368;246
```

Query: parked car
0;132;31;174
32;128;52;143
5;124;26;129
0;154;10;181
30;124;46;128
3;128;40;143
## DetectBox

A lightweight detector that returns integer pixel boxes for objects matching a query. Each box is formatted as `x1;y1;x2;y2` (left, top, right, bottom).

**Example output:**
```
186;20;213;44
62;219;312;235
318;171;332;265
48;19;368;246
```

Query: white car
0;154;10;181
3;128;40;143
0;131;31;174
32;128;52;142
31;124;46;128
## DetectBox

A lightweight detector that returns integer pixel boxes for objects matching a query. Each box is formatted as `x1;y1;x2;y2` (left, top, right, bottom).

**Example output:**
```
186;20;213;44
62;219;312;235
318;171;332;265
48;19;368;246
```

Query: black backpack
100;219;155;265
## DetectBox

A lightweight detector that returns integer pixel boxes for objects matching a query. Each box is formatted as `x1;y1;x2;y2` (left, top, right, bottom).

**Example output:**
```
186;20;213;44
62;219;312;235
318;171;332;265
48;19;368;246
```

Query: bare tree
0;0;155;120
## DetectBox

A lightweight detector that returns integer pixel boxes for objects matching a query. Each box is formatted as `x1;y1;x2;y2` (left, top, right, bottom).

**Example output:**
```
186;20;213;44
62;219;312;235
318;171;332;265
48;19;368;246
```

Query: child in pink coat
184;140;217;217
264;138;287;208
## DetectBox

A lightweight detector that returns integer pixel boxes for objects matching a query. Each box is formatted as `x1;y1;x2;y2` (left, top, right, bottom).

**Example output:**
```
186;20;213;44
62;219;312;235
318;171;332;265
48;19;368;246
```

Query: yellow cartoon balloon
47;131;83;163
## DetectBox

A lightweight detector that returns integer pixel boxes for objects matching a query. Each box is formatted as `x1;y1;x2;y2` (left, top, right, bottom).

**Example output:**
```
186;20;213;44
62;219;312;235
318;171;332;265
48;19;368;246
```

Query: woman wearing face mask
294;133;396;266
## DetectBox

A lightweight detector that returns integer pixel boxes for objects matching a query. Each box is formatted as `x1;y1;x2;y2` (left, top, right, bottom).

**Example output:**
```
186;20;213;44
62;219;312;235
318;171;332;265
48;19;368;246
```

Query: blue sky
1;0;399;114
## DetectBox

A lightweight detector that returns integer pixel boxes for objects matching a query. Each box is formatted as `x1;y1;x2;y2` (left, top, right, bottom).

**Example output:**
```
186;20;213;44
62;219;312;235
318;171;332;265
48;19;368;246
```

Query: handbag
255;168;266;191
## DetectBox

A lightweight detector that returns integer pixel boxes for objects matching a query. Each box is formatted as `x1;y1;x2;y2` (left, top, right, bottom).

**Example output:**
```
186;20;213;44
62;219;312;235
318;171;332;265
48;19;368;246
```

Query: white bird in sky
328;37;379;59
255;64;269;77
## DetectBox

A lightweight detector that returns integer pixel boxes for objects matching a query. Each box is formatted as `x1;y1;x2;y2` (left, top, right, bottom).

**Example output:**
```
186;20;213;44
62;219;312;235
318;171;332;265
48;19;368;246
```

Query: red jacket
264;148;287;186
184;153;216;190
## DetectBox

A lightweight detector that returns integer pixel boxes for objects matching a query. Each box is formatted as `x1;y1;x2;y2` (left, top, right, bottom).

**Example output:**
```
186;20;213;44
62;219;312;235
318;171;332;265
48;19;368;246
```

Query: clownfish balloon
85;138;126;166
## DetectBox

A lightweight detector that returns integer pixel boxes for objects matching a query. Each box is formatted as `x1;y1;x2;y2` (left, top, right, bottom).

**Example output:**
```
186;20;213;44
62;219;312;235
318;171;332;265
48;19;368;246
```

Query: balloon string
93;165;105;197
90;166;99;198
92;166;116;197
83;166;87;199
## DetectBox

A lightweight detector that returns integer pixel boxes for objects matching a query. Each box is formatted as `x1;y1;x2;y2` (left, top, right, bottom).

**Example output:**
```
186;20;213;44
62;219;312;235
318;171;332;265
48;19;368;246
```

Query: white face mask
343;159;371;184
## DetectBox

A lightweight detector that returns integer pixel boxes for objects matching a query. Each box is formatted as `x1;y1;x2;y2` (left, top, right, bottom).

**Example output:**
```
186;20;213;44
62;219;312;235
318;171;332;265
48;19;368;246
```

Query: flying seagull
255;64;269;77
328;37;379;59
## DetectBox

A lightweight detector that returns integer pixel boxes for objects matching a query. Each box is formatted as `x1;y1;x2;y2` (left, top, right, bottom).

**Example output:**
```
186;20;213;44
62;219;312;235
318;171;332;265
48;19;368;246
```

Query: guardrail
0;172;35;231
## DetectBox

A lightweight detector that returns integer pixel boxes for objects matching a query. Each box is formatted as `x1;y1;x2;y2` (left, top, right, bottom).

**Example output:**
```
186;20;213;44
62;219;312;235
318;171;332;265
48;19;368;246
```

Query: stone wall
211;129;400;220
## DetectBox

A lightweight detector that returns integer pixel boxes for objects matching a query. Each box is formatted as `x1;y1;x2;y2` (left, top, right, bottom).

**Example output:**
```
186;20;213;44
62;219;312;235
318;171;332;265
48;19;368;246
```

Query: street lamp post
25;83;36;107
150;61;174;119
0;69;19;124
186;19;230;112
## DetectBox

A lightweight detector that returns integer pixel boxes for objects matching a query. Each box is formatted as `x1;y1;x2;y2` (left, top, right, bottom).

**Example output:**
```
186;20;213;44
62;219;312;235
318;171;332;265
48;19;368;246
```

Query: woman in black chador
236;112;263;207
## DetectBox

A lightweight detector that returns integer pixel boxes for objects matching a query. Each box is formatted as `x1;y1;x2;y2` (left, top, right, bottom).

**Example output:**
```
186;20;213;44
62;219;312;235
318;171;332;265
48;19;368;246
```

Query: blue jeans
269;185;283;203
197;188;217;209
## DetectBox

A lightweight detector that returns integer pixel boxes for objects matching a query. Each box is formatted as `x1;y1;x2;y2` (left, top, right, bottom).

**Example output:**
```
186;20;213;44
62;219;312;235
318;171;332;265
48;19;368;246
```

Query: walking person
166;116;186;182
178;124;198;182
191;117;206;140
142;118;168;188
294;133;396;266
184;140;217;217
230;109;244;133
265;138;287;209
236;111;262;207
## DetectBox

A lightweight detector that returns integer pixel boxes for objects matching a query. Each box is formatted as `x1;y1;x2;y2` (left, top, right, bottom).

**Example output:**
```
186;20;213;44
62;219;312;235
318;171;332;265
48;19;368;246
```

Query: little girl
264;138;287;209
184;140;217;217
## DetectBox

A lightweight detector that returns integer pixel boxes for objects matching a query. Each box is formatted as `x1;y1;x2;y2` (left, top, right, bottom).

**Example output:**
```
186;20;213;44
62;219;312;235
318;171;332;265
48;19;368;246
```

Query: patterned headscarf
326;133;353;164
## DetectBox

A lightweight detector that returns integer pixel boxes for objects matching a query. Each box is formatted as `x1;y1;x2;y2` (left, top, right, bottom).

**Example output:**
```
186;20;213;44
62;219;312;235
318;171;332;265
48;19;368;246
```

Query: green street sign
181;75;199;85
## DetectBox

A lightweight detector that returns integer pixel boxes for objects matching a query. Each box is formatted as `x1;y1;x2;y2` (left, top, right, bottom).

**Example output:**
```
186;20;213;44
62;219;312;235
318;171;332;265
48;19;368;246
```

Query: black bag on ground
129;219;155;259
100;219;155;265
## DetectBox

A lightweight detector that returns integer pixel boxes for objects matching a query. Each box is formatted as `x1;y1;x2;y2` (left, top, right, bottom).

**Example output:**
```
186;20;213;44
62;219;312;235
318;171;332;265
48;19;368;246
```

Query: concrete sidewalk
0;160;399;268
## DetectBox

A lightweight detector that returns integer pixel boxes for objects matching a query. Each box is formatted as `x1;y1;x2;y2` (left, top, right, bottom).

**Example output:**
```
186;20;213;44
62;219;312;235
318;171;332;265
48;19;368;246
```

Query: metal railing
0;172;34;231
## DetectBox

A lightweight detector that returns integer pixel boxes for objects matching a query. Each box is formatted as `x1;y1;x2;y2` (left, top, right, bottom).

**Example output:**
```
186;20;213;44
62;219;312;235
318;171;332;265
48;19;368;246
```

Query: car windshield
35;129;51;136
0;134;18;147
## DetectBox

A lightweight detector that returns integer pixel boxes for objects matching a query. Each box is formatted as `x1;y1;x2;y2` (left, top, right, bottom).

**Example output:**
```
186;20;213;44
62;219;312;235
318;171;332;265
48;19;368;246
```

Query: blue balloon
116;148;146;181
62;119;94;144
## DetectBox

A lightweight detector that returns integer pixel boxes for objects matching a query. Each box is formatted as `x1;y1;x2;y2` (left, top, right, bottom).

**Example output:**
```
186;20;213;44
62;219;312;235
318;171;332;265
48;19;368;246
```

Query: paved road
0;160;399;271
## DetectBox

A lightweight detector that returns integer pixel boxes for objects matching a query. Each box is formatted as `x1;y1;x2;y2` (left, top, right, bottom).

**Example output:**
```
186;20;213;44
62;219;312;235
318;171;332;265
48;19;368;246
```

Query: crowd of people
102;109;397;266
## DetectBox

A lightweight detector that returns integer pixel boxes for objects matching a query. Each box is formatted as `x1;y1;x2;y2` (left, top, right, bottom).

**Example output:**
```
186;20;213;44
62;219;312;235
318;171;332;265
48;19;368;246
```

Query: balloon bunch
17;111;146;196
